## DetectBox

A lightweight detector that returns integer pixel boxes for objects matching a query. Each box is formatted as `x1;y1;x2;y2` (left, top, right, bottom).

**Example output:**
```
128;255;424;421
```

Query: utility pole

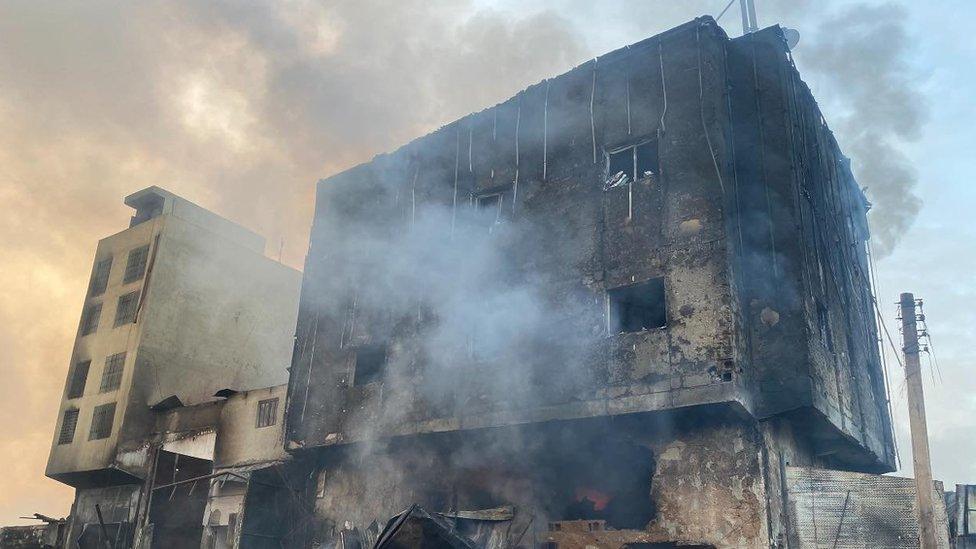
899;292;939;549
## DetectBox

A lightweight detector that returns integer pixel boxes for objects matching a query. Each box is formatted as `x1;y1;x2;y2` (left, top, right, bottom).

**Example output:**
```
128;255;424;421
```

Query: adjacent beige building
43;187;301;547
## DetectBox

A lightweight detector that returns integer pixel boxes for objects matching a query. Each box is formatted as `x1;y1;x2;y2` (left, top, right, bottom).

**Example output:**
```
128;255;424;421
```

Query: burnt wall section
286;17;894;476
287;18;742;449
302;413;773;548
63;485;140;549
726;28;894;471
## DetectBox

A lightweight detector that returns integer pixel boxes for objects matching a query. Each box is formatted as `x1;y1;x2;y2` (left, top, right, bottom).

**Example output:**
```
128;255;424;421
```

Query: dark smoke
792;3;926;256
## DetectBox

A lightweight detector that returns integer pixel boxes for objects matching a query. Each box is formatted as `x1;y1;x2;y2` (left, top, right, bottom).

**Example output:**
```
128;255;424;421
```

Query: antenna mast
739;0;759;33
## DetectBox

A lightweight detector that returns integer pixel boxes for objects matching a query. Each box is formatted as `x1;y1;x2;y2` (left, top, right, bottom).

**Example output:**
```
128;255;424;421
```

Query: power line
715;0;737;22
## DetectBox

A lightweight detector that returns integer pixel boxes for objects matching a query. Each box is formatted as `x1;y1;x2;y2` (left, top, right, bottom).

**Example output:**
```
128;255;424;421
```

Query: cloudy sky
0;0;972;525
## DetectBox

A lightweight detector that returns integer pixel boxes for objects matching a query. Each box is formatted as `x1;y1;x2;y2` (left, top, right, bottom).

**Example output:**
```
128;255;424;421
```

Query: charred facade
286;18;895;548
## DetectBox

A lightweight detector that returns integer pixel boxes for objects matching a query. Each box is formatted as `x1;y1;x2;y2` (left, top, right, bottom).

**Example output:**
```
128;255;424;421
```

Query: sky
0;0;973;526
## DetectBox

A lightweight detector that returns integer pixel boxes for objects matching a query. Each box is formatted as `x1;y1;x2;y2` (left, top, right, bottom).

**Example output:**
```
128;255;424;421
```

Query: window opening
67;360;91;399
114;290;140;326
354;345;387;385
123;244;150;284
100;352;126;393
89;402;116;440
609;278;667;333
58;409;79;444
256;398;279;428
80;303;102;336
90;257;112;297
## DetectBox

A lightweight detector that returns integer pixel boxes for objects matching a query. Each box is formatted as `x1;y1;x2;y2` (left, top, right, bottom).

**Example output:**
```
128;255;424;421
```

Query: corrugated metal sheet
785;466;949;548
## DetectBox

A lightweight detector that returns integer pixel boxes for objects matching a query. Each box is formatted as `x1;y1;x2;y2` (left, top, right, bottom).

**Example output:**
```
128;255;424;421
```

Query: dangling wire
716;0;737;22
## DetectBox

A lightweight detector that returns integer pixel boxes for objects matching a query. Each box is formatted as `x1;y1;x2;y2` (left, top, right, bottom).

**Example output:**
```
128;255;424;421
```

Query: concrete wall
214;385;288;470
288;17;742;449
63;485;141;548
298;411;819;549
47;188;302;487
286;18;893;471
134;214;300;409
726;28;894;471
46;218;159;483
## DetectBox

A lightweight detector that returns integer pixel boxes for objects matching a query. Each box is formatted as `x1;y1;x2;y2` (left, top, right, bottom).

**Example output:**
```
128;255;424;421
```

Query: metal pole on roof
746;0;759;31
738;0;759;33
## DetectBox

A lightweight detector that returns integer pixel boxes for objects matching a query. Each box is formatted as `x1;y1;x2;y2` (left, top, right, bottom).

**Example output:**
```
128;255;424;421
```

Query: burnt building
285;17;896;548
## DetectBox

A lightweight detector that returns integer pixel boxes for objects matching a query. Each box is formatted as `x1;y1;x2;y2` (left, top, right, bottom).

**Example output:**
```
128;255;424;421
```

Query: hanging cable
716;0;737;22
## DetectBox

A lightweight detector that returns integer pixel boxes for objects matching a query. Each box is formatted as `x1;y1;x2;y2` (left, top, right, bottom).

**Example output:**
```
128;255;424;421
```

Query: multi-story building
284;18;896;548
44;186;301;547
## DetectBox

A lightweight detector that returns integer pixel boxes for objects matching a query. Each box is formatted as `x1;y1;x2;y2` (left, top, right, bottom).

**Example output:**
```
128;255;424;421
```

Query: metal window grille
58;409;79;445
80;303;102;335
90;257;113;297
256;398;279;428
67;360;91;399
89;402;116;440
123;245;150;284
100;353;126;393
114;291;140;326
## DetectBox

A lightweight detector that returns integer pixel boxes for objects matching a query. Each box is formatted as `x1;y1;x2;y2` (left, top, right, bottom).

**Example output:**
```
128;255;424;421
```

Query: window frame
67;360;91;399
123;244;150;284
88;402;116;440
114;290;141;327
100;352;126;393
80;303;102;336
89;256;113;297
58;409;79;445
256;398;279;428
605;138;659;184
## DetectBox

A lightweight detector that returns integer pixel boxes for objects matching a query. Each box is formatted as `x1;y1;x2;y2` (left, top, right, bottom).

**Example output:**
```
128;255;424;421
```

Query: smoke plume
791;3;927;256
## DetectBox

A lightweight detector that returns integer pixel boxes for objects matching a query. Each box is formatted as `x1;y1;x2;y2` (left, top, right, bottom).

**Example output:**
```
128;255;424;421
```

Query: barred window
89;257;113;297
256;398;279;428
80;303;102;335
123;244;150;284
89;402;116;440
114;291;140;326
58;409;79;445
100;353;125;393
67;360;91;399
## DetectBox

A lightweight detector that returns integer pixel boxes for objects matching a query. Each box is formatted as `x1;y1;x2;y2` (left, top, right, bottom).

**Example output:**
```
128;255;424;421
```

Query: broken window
354;345;386;385
609;278;667;333
605;139;659;190
475;192;504;230
80;303;102;336
256;398;279;428
89;257;112;297
100;353;125;393
58;409;79;445
114;290;140;326
89;402;116;440
123;244;150;284
67;360;90;399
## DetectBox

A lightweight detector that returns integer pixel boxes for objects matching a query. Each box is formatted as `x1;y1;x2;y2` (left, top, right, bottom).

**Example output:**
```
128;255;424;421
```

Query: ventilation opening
609;278;667;333
354;345;387;385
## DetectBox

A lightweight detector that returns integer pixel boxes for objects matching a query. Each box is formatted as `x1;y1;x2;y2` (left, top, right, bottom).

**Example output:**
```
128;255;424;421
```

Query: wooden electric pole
899;292;939;549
